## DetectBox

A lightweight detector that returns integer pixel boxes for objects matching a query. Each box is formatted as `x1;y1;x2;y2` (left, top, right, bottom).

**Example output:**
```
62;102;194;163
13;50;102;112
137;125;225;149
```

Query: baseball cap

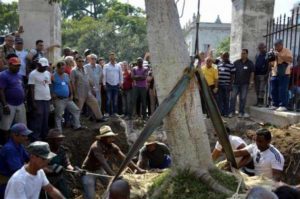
27;141;56;160
38;57;49;67
8;57;21;65
15;37;23;44
10;123;32;136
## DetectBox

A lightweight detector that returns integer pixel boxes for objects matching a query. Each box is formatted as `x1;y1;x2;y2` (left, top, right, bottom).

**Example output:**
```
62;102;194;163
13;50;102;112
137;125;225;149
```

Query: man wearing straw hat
81;125;145;199
137;136;171;170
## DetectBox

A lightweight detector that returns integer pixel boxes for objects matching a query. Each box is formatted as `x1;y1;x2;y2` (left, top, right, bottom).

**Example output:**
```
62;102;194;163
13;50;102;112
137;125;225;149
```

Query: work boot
257;98;264;107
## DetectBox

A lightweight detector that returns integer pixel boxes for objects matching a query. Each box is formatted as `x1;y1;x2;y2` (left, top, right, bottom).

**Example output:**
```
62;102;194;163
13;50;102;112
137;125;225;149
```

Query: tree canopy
0;0;148;62
62;1;147;61
0;2;18;35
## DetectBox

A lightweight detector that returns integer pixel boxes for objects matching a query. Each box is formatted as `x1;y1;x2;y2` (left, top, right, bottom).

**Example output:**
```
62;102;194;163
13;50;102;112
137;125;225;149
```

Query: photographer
269;39;293;111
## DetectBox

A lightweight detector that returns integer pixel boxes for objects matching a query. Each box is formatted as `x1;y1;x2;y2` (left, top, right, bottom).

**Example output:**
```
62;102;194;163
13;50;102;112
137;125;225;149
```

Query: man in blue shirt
0;56;26;145
52;61;83;132
0;123;32;198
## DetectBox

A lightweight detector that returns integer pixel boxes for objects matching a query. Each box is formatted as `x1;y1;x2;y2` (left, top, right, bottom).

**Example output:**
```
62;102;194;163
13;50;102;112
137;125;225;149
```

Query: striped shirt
217;61;235;86
246;144;284;179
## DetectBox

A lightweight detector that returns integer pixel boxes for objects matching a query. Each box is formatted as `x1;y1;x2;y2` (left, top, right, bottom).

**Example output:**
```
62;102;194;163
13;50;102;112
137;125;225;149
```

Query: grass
148;169;239;199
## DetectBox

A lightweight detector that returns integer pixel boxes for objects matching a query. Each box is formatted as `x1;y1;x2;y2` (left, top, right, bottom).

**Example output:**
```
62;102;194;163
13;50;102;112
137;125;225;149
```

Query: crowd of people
199;39;299;118
0;28;299;199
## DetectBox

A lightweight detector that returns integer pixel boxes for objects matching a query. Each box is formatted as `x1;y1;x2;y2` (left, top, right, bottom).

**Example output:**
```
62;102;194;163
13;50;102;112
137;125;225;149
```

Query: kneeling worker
137;136;171;170
81;125;145;199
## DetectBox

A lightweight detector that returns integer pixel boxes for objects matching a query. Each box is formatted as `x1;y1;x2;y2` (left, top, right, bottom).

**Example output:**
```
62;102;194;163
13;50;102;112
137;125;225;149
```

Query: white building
184;15;231;56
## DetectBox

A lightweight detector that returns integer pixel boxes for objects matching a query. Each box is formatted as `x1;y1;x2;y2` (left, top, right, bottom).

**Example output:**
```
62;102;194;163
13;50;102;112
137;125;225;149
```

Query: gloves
52;164;63;174
74;166;86;177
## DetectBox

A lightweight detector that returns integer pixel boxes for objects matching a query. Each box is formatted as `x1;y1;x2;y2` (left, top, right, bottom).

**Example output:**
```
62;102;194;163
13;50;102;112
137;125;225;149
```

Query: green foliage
62;2;147;62
149;169;239;199
0;2;19;35
216;37;230;57
61;0;118;19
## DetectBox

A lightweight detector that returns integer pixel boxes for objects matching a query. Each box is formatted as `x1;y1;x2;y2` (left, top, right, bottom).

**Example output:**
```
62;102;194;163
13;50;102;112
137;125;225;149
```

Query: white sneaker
243;113;250;118
228;113;233;118
269;106;278;110
238;113;243;118
276;106;287;112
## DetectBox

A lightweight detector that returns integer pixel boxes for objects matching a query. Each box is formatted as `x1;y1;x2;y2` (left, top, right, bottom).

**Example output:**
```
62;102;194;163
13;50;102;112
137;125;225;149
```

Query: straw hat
96;125;118;139
144;135;157;146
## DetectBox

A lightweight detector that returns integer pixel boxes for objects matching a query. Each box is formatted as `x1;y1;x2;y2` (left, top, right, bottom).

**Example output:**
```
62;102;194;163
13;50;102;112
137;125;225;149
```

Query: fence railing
264;7;300;112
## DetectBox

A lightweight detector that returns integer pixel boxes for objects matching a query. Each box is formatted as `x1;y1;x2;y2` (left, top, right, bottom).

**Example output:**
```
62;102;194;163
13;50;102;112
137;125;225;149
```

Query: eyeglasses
76;60;84;63
256;152;261;163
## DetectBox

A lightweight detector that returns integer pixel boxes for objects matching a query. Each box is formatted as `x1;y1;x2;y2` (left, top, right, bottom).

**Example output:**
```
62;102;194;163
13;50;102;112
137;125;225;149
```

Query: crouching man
137;136;171;170
234;128;284;181
81;125;145;199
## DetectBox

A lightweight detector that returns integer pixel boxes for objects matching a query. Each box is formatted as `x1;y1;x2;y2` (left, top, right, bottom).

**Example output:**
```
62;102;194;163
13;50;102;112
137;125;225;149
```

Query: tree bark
145;0;213;172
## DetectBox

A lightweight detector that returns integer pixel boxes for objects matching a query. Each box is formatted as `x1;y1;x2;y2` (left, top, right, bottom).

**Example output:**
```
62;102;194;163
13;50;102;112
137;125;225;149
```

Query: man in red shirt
121;61;133;119
290;56;300;111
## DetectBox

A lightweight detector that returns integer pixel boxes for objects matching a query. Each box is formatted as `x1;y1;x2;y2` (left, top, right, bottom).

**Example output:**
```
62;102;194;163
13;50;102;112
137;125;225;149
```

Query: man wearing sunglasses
234;128;284;181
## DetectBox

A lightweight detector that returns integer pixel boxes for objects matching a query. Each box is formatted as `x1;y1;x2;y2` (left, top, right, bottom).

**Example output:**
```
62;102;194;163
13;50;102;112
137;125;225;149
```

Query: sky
2;0;298;26
119;0;298;26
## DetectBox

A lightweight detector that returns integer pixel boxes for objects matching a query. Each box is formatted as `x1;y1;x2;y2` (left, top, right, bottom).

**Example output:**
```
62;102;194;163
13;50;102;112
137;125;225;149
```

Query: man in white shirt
212;127;247;164
5;141;65;199
28;58;52;141
234;128;284;181
103;52;123;116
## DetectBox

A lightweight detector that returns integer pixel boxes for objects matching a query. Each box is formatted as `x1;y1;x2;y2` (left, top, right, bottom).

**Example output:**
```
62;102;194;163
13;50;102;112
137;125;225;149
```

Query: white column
18;0;61;63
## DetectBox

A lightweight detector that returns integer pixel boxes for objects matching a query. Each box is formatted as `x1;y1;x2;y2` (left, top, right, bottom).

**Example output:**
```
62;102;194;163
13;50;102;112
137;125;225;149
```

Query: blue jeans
149;155;172;169
271;76;290;107
105;84;120;115
229;84;249;114
81;171;108;199
217;85;231;116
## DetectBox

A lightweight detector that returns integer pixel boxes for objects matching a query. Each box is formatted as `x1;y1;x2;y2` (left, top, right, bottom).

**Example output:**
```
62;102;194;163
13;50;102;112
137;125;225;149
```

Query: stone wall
18;0;61;63
230;0;275;62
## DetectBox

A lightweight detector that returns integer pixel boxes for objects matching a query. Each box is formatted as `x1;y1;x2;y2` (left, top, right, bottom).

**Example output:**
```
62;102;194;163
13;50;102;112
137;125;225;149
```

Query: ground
61;116;300;198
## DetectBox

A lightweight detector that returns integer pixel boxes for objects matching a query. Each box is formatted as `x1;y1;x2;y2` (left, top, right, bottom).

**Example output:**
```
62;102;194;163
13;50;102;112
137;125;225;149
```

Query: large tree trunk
145;0;234;195
145;0;212;172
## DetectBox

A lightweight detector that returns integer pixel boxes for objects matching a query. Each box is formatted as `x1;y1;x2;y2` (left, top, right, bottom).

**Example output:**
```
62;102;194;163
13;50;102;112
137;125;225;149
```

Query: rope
229;178;243;199
64;169;114;178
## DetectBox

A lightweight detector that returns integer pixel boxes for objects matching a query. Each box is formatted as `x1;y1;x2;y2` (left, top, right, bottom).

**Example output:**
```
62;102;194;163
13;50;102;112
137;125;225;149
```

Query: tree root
196;169;234;196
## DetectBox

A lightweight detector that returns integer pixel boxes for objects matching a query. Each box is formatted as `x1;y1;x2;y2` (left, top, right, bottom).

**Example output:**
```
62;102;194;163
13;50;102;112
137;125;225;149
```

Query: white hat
38;57;49;67
96;125;118;139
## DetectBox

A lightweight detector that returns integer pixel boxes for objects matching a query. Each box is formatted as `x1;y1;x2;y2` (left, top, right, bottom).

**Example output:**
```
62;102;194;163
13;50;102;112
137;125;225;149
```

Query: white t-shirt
16;49;28;77
28;69;51;100
5;166;49;199
215;135;246;163
246;144;284;179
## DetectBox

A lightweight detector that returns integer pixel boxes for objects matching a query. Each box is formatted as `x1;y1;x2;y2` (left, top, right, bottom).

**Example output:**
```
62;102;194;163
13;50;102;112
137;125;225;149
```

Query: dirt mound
269;127;300;184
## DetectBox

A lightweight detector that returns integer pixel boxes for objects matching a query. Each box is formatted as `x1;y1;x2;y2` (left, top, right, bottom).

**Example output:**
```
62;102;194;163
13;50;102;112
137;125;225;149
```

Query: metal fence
264;7;300;111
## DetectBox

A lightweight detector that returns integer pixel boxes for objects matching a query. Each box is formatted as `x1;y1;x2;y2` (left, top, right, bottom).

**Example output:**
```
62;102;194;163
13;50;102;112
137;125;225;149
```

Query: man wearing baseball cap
0;123;32;198
0;56;27;145
5;141;65;199
81;125;145;199
28;57;52;141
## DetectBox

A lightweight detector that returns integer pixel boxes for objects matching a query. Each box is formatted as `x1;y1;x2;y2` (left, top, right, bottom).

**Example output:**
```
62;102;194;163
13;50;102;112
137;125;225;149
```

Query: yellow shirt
201;65;218;86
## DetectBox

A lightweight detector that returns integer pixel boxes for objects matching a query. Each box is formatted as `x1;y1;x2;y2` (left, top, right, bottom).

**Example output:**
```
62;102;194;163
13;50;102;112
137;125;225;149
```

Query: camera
265;50;276;62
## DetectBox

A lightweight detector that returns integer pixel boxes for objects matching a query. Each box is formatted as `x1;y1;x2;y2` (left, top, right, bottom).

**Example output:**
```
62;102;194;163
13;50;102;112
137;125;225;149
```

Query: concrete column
18;0;61;62
230;0;275;62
